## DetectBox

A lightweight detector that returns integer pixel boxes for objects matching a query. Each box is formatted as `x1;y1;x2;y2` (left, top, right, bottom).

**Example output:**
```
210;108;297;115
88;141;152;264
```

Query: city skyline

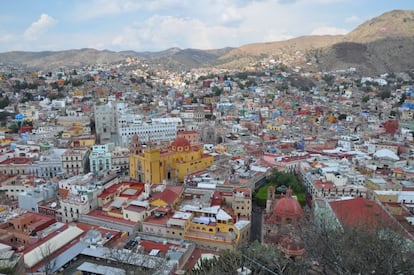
0;0;412;52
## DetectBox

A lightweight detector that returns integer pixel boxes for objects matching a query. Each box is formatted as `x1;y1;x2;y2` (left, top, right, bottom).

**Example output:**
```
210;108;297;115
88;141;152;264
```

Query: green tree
255;170;306;206
0;96;10;109
212;86;223;96
399;93;407;106
267;170;304;194
20;92;34;103
378;90;391;99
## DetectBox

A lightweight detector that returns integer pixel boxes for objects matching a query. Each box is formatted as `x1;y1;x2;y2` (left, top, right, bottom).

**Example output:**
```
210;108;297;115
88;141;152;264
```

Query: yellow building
374;190;399;203
129;136;214;184
365;177;402;191
266;124;283;132
61;125;89;138
73;90;84;97
183;205;251;250
70;136;96;148
0;138;14;146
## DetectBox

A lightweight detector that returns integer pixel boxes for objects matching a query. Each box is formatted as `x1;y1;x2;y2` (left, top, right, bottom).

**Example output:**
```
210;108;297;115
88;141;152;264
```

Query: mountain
215;35;344;69
0;48;129;70
346;9;414;43
0;10;413;74
217;10;414;74
316;10;414;74
0;46;233;71
136;47;234;70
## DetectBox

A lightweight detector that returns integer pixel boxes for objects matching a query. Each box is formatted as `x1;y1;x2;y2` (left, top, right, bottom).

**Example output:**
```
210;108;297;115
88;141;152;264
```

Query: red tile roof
151;185;183;206
0;157;31;165
211;191;223;206
312;179;335;191
329;197;402;233
151;189;178;205
139;240;175;253
58;188;70;199
86;210;136;226
182;248;220;271
143;214;169;225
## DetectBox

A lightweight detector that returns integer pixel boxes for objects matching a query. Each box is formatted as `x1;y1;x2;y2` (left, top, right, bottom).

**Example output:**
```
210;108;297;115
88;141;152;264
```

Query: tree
212;86;223;96
0;96;10;109
267;170;304;194
255;170;306;206
38;242;57;275
299;214;414;275
378;89;391;99
105;247;165;275
399;93;407;106
190;241;306;275
361;95;370;103
20;92;34;103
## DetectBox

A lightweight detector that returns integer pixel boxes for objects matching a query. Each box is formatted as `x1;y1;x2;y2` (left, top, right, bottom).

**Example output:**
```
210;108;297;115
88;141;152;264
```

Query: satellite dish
50;202;57;208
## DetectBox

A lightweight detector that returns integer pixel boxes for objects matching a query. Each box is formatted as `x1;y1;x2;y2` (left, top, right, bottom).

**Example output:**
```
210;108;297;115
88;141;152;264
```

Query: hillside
0;49;128;70
316;10;414;74
218;35;343;62
345;9;414;43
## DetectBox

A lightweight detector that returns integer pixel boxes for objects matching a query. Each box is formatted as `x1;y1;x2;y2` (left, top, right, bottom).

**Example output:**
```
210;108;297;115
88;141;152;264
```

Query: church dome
171;137;190;151
273;189;303;221
171;137;190;147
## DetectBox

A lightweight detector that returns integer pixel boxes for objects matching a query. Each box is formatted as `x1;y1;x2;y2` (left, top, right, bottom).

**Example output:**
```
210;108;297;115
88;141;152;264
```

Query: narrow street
250;203;263;243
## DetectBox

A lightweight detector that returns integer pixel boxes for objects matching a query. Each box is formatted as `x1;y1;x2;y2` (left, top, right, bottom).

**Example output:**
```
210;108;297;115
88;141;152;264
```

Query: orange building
177;130;199;144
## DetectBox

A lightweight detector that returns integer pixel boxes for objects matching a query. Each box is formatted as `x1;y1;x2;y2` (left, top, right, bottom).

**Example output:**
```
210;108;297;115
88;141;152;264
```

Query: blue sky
0;0;412;52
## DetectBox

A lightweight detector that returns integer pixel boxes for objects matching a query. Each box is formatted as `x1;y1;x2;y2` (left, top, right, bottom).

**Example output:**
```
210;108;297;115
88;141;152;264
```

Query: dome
278;235;305;257
171;137;190;148
273;189;303;221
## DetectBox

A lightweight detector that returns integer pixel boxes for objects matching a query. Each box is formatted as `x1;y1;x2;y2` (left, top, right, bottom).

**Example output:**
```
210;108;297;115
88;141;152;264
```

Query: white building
89;144;113;173
118;117;182;146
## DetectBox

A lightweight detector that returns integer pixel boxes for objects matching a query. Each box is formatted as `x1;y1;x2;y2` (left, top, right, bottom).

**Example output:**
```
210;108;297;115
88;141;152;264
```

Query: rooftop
0;157;31;165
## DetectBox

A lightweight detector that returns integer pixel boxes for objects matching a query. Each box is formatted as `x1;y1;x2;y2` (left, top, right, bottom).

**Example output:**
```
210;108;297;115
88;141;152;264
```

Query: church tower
129;134;143;155
266;186;275;214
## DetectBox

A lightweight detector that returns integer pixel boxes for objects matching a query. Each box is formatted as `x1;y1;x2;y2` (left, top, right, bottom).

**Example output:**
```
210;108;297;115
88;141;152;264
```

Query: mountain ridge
0;9;413;74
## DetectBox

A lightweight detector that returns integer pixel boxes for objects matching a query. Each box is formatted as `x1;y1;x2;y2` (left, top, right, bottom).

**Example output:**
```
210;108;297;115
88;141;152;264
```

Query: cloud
73;0;186;20
112;16;221;50
345;15;362;24
0;33;13;43
24;14;57;40
220;8;244;27
111;15;259;51
311;26;348;35
109;1;322;51
0;0;363;52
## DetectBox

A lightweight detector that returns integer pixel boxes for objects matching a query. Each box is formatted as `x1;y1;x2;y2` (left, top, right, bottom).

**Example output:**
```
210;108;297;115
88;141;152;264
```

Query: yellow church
129;135;214;184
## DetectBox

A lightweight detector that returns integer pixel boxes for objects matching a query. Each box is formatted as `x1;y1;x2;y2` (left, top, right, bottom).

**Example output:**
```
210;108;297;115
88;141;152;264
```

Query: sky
0;0;412;52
